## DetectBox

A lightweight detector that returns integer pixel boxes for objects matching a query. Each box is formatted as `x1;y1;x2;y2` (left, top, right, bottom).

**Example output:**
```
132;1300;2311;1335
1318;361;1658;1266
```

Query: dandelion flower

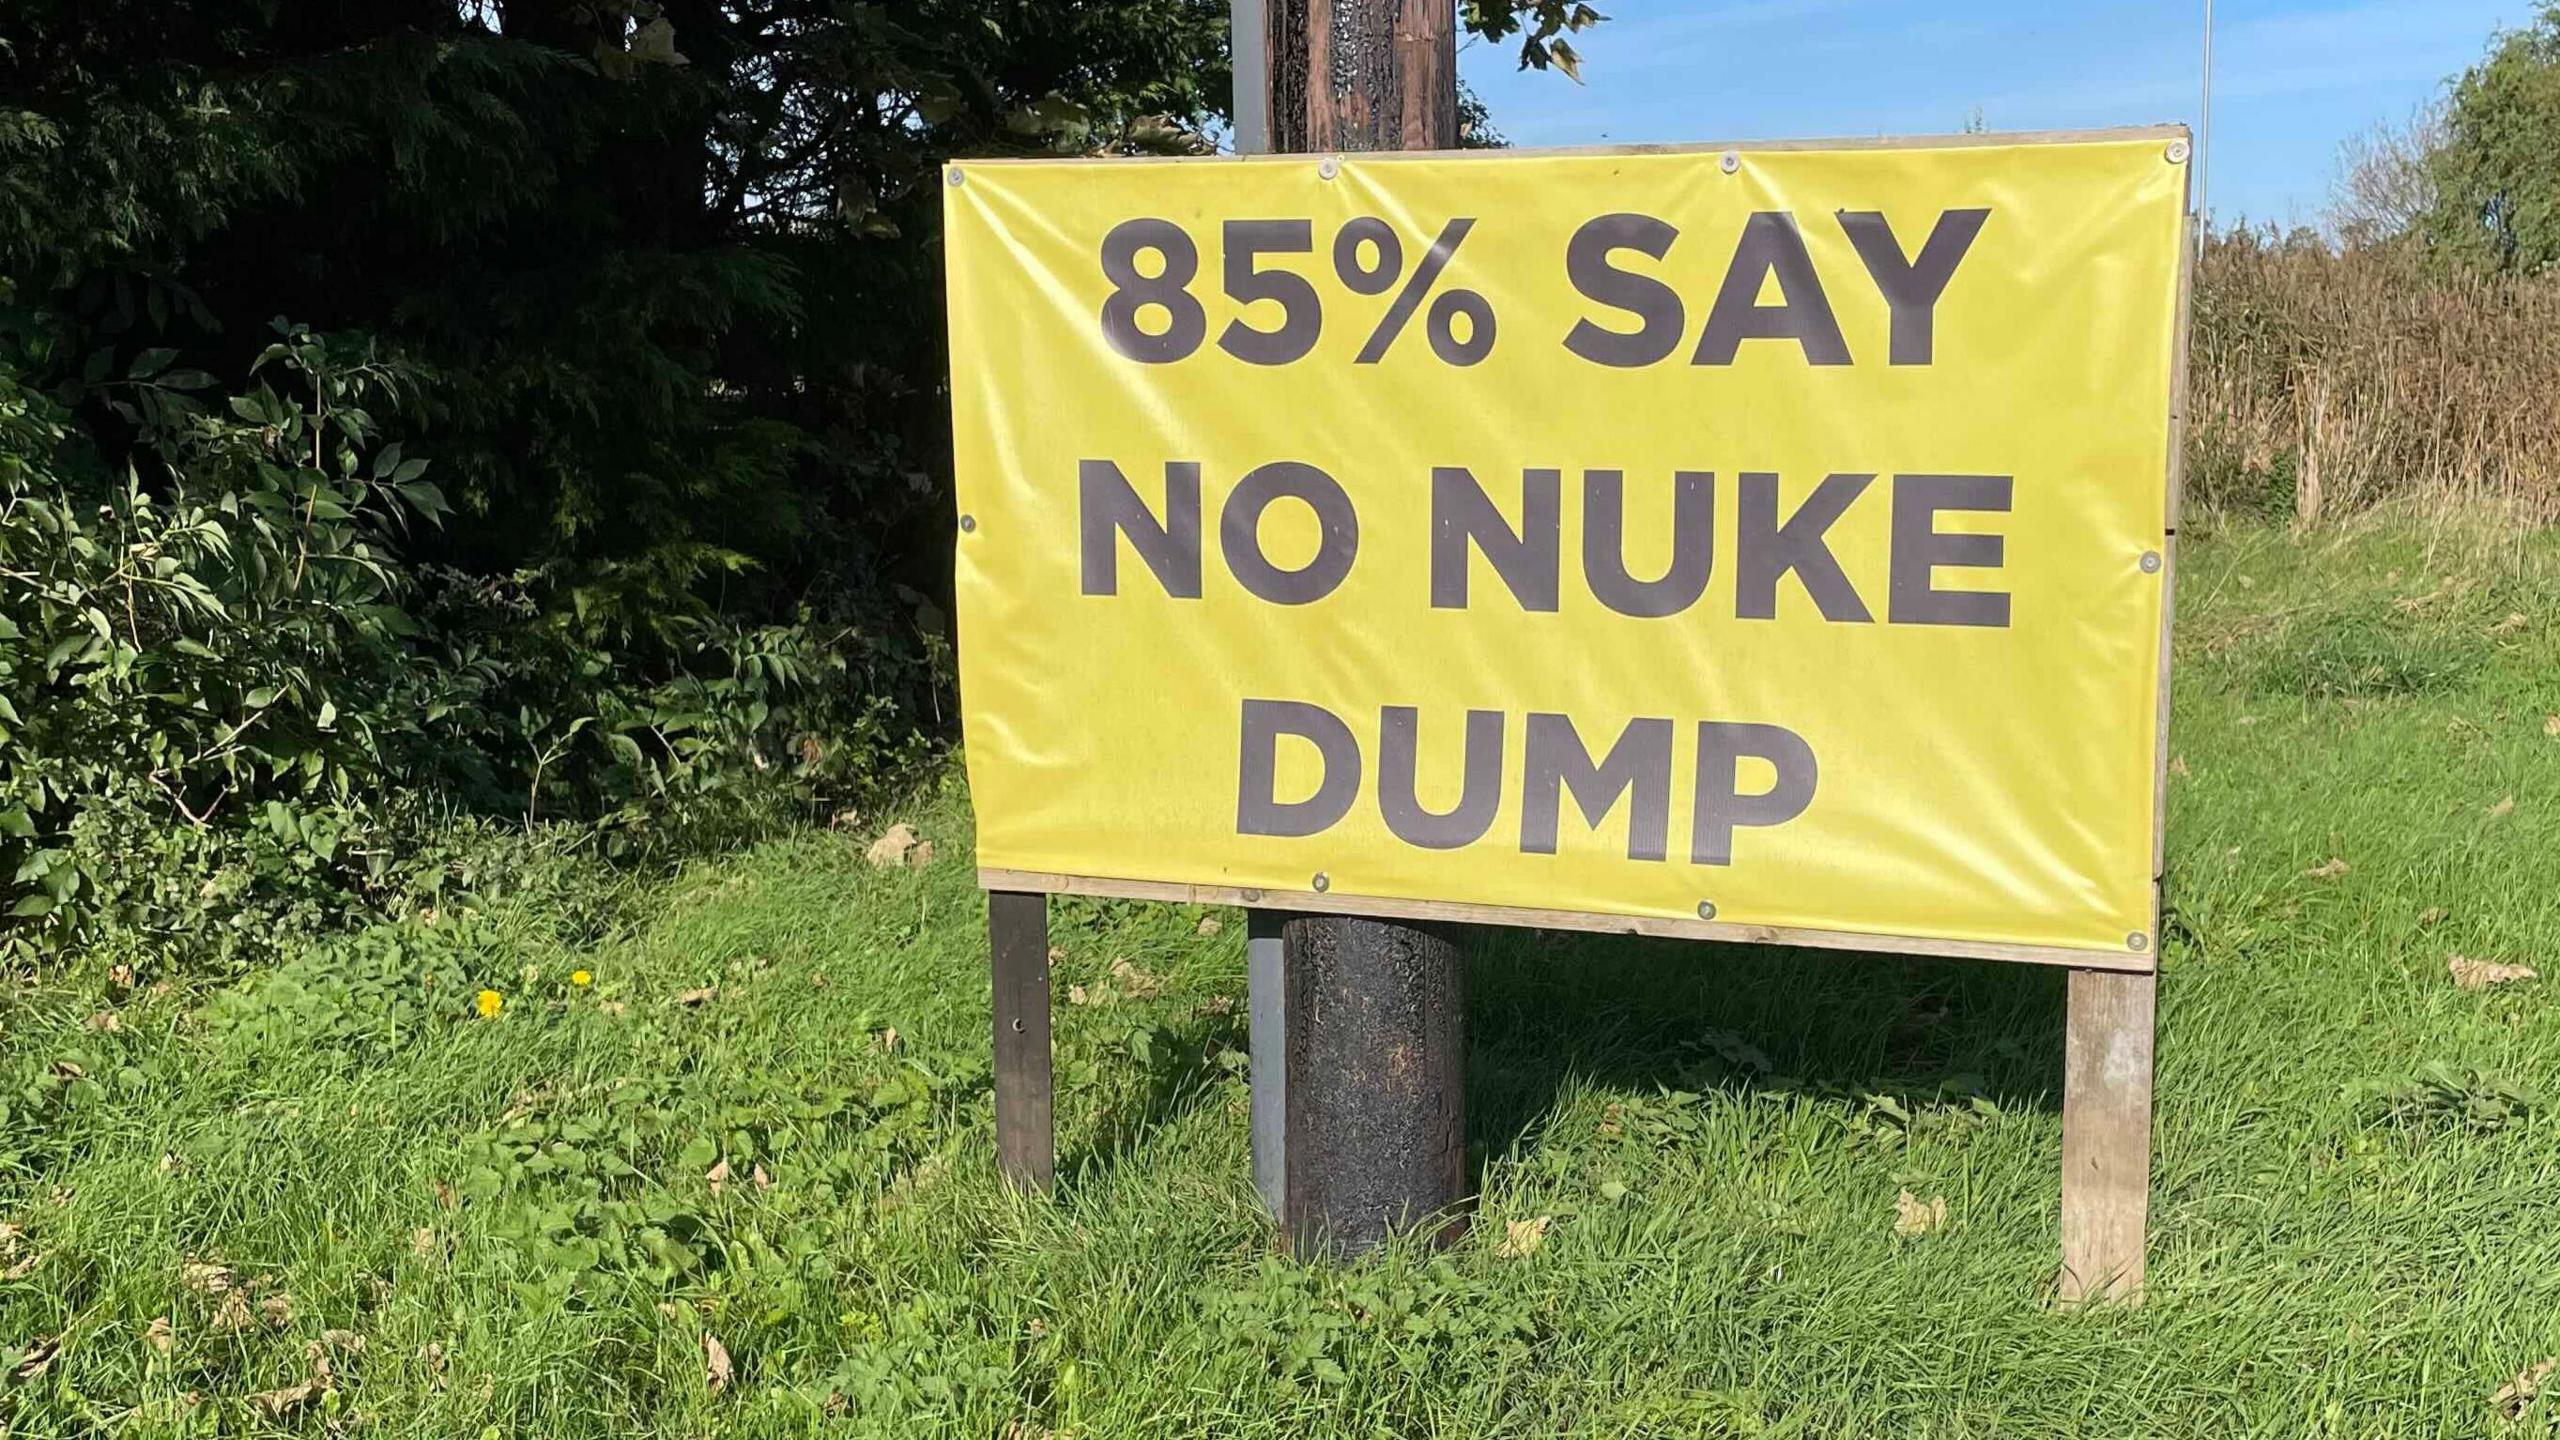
475;989;503;1019
570;970;594;988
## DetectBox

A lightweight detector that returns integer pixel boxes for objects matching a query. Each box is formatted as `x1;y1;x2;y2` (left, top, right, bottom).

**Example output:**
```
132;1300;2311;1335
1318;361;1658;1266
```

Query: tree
2426;2;2560;272
2327;103;2445;251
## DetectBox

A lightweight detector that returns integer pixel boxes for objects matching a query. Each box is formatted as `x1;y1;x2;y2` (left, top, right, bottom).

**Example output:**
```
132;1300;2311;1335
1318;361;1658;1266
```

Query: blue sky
1456;0;2531;228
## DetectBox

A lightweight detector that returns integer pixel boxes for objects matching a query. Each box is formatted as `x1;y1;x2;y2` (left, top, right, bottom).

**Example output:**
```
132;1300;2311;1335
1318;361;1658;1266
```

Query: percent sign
1096;215;1495;367
1333;217;1495;366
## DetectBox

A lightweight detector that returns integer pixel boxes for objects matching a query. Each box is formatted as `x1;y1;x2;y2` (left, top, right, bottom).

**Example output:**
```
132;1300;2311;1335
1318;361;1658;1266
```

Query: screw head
959;514;977;533
2128;931;2151;952
1696;900;1719;921
1318;157;1341;180
2139;550;2161;573
1719;150;1741;174
946;167;965;186
1311;872;1330;893
2165;139;2190;164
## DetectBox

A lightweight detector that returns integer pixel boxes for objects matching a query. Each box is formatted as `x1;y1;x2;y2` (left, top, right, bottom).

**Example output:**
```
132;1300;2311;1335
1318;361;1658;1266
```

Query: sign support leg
989;889;1054;1193
2059;966;2154;1303
1247;909;1290;1218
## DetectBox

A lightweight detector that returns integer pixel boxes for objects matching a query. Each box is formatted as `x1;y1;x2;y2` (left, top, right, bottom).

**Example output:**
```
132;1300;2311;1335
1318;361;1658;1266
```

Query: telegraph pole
1241;0;1471;1260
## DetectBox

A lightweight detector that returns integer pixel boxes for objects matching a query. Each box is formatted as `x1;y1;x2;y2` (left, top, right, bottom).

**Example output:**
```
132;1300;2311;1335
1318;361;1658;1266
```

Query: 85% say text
1099;217;1494;368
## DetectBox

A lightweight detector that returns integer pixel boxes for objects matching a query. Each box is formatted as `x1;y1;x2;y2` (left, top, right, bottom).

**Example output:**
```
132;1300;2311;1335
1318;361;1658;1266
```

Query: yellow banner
945;131;2187;959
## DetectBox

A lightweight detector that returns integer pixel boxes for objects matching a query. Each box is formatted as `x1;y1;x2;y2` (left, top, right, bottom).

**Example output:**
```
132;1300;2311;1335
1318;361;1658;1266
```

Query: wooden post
2059;967;2154;1303
1264;0;1470;1260
989;889;1054;1192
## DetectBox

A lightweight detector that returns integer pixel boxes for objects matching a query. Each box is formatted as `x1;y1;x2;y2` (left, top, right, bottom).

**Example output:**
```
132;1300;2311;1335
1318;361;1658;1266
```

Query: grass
6;517;2560;1437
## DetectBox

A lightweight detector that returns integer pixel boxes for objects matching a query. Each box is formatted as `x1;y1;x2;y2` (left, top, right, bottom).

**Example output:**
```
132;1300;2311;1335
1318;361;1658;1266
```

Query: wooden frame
980;868;2155;974
973;124;2188;1303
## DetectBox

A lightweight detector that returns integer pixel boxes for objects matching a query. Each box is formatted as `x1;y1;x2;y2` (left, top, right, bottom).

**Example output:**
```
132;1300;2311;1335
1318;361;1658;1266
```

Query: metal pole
1271;0;1471;1260
1232;0;1270;156
2197;0;2213;251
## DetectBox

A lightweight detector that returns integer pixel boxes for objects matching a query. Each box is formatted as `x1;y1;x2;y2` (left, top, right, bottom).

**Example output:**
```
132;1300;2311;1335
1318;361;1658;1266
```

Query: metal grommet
1011;1018;1025;1032
1697;901;1719;921
2128;932;2151;952
2165;139;2190;164
946;167;965;187
959;514;978;533
1311;872;1331;893
1318;157;1341;180
2139;550;2162;573
1719;150;1741;174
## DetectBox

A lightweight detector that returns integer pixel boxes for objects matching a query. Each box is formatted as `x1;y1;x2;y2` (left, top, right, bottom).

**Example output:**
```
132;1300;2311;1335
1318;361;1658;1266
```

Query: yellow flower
570;970;594;988
475;989;503;1019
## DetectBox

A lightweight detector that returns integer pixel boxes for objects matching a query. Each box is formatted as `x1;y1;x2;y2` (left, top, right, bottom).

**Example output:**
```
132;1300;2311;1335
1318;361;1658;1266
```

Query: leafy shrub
0;312;894;968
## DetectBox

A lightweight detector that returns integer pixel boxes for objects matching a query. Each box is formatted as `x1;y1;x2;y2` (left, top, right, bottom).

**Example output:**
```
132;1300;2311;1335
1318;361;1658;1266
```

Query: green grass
7;518;2560;1437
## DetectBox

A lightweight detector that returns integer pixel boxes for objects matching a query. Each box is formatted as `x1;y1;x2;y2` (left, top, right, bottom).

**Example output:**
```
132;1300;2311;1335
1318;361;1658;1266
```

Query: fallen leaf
12;1335;58;1381
257;1293;293;1328
145;1316;173;1354
1893;1189;1948;1237
752;1164;771;1192
1066;984;1093;1006
1108;958;1163;998
877;1027;900;1053
2489;795;2515;819
321;1330;365;1353
674;986;717;1007
85;1011;120;1033
432;1179;457;1210
1046;945;1065;964
2496;1358;2557;1420
864;823;918;868
108;962;136;990
180;1259;234;1295
49;1060;83;1081
706;1158;732;1197
2168;754;2190;778
2490;611;2529;636
600;1000;629;1017
1;1252;38;1282
2545;714;2560;739
1196;915;1223;936
2449;955;2538;991
1197;995;1236;1016
411;1228;438;1260
1496;1215;1552;1258
2418;906;2449;927
2304;857;2351;880
211;1290;254;1333
703;1332;733;1394
248;1380;321;1420
908;840;936;868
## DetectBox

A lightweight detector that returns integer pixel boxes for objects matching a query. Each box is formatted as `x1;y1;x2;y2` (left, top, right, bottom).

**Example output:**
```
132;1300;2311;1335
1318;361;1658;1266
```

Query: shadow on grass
1043;923;2068;1196
1057;1006;1249;1188
1465;926;2068;1178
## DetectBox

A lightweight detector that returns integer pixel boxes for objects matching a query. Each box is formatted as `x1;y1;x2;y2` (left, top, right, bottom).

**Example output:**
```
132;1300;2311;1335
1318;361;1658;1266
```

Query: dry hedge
2187;231;2560;527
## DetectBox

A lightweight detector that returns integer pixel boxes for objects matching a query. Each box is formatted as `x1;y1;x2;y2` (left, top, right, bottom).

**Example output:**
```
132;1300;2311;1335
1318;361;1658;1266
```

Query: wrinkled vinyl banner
945;131;2187;961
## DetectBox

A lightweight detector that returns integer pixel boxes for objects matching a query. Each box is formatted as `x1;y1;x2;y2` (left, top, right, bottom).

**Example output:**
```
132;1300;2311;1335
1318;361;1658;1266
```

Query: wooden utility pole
1244;0;1471;1260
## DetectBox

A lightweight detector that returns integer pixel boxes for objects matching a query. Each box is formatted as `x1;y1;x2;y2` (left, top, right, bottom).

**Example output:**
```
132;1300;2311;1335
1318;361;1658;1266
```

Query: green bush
0;312;900;967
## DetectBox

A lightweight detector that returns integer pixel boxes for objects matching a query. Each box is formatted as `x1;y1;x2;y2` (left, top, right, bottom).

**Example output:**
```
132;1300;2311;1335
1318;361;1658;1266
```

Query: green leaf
0;809;33;840
7;894;53;918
